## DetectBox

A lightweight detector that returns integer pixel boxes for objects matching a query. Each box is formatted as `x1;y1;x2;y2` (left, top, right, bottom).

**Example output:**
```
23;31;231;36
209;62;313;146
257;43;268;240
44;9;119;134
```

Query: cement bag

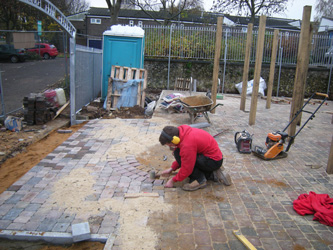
235;77;266;96
4;116;23;132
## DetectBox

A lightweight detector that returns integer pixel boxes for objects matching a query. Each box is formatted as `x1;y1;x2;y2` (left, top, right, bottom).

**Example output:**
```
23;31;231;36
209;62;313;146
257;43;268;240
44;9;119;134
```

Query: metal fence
71;44;102;124
143;25;333;67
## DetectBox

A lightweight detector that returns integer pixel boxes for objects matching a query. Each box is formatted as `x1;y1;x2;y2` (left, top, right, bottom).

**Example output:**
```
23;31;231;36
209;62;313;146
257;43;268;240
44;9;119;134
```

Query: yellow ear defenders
161;131;180;145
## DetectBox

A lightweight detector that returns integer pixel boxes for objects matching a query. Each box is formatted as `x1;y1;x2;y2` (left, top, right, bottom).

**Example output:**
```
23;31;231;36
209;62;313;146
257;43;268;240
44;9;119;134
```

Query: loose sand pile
51;168;173;250
96;118;176;173
105;197;172;250
51;168;103;215
99;118;166;159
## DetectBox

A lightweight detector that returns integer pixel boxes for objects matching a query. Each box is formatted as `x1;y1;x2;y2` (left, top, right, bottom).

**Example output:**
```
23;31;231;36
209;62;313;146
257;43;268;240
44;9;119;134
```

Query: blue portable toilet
102;25;145;100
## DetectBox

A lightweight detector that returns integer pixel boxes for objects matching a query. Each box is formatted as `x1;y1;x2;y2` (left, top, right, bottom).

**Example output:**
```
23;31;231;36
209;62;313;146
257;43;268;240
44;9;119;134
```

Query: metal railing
143;25;333;67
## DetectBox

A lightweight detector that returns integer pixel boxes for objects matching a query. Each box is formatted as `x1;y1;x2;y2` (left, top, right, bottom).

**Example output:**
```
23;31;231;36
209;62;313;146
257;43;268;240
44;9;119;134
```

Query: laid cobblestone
0;95;331;249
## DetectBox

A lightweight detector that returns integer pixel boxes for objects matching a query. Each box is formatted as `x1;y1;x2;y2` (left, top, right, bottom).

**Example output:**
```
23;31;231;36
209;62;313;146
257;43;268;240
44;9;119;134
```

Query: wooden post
327;136;333;174
240;23;253;111
211;16;223;114
266;29;279;109
288;6;312;137
249;15;266;125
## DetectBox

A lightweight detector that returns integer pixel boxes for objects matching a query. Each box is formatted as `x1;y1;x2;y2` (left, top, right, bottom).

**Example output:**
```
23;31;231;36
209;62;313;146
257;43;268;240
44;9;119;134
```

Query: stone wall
144;59;333;99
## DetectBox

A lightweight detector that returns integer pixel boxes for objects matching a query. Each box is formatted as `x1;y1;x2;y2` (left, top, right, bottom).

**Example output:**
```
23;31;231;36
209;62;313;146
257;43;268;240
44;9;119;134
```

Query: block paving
0;93;332;250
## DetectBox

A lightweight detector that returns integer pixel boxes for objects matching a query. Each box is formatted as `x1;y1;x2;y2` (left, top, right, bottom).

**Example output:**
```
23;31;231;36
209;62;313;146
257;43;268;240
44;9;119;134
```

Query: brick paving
0;93;332;250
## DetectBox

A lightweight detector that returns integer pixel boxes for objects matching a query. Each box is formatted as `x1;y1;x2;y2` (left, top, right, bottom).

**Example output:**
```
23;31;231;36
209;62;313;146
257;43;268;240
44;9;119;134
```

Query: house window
129;20;134;26
91;18;101;24
138;21;143;27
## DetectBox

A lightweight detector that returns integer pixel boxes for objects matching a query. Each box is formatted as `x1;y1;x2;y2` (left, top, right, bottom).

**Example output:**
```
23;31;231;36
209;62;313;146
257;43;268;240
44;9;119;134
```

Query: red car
27;43;58;59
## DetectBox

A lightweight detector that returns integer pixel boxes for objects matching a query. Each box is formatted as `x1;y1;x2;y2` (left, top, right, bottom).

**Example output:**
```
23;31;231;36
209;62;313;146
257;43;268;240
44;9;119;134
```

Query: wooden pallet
174;77;193;91
106;65;147;110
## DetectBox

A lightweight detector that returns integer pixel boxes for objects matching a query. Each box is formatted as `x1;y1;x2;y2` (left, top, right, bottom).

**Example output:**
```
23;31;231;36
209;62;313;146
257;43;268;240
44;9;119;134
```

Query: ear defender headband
161;130;180;145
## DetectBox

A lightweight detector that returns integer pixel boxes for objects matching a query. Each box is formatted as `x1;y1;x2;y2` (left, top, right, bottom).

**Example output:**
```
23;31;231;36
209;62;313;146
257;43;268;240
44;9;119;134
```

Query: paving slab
0;92;332;250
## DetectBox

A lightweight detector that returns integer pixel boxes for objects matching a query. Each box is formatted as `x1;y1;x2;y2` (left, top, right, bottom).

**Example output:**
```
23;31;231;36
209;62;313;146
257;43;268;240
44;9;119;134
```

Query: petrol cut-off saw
252;92;328;161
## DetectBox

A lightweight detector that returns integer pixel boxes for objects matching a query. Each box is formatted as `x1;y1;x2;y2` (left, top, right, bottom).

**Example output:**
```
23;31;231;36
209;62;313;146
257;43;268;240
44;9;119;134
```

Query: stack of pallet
23;93;56;125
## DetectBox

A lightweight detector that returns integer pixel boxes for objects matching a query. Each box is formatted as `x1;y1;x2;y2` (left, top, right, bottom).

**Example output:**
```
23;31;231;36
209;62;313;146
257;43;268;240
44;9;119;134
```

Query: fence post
277;35;283;97
167;25;173;90
211;16;223;114
266;29;279;109
240;23;253;111
70;37;76;125
288;6;312;137
327;39;333;95
0;71;5;118
249;15;266;125
327;136;333;174
63;31;69;90
222;28;228;94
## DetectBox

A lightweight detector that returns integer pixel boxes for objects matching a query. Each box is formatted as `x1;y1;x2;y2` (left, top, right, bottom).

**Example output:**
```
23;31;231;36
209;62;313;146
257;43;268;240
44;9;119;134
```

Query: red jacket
171;125;223;182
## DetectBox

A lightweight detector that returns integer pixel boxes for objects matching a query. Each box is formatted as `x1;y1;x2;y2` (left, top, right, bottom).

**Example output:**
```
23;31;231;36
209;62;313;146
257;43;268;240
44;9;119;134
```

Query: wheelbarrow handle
210;103;223;112
315;92;328;98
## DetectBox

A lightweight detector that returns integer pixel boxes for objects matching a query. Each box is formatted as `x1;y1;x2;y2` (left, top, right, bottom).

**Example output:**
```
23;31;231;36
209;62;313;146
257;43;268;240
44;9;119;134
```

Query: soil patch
0;122;87;194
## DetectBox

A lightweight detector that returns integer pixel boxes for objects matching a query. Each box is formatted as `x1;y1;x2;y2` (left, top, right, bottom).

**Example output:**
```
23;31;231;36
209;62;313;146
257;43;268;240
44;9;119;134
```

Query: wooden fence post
288;6;312;137
211;16;223;114
266;29;279;109
327;136;333;174
240;23;253;111
249;15;266;125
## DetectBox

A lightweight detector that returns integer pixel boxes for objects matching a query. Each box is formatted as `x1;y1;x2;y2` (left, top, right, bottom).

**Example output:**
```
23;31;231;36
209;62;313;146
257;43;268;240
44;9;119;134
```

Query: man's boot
213;168;232;186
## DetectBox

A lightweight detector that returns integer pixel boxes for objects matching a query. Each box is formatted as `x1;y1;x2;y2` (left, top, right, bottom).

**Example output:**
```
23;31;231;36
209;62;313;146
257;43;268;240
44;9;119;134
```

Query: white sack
235;77;267;96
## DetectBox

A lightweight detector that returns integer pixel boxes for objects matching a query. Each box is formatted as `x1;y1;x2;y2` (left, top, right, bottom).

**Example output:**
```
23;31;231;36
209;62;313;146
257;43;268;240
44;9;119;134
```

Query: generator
234;130;253;154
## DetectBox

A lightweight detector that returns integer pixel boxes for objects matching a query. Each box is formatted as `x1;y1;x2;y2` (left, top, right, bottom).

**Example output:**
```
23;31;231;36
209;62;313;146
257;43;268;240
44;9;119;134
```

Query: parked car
0;44;28;63
27;43;58;59
324;46;333;64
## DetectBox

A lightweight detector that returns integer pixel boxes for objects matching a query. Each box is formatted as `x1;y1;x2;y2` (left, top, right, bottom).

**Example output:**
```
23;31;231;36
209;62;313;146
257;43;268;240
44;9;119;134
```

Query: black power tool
234;130;253;154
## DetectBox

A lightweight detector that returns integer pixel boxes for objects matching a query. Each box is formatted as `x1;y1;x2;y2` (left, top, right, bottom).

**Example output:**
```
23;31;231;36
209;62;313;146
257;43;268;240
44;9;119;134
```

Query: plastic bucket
55;88;66;106
44;89;58;107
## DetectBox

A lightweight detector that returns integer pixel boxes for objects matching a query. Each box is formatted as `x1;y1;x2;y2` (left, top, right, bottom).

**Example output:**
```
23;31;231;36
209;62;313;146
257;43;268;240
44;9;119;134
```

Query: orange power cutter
252;92;329;160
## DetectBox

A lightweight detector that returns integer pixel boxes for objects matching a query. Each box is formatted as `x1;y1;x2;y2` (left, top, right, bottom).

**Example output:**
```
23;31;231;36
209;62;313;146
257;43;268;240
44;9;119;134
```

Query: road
0;57;69;115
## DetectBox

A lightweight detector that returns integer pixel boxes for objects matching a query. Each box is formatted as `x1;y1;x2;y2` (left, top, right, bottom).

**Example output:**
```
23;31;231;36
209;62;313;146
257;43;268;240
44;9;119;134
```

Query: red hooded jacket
171;125;223;182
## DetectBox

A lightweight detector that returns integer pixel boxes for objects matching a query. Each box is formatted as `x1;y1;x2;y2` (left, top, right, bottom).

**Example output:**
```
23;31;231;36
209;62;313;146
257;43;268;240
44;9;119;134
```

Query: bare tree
67;0;90;14
129;0;204;25
211;0;290;23
105;0;122;25
51;0;90;15
315;0;333;21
